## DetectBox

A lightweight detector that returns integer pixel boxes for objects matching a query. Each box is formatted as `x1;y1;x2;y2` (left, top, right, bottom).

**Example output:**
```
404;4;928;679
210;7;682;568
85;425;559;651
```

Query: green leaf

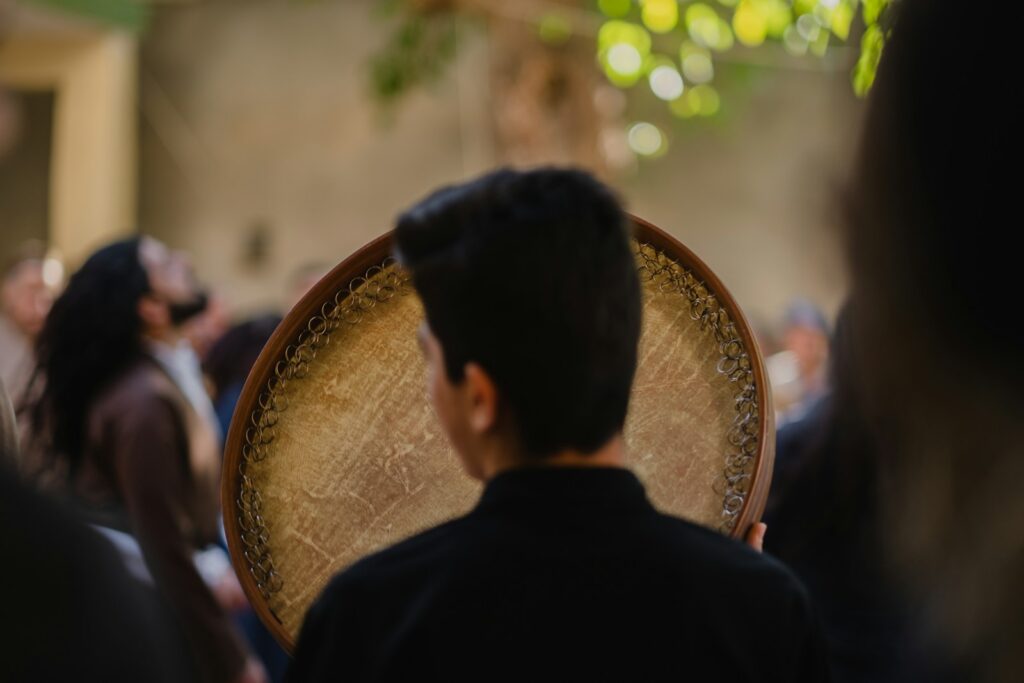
862;0;890;27
830;1;854;41
852;24;885;96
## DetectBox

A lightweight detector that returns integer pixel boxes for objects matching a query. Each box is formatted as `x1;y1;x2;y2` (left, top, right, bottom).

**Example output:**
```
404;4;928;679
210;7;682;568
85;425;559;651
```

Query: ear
138;294;169;331
462;362;498;435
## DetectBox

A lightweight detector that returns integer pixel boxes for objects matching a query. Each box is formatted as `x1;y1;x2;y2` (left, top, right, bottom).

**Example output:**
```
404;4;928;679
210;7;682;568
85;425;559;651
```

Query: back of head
395;168;641;459
31;238;150;471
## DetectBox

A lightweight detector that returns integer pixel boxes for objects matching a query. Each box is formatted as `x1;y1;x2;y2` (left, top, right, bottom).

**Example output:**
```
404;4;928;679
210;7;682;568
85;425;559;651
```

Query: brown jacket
75;356;246;683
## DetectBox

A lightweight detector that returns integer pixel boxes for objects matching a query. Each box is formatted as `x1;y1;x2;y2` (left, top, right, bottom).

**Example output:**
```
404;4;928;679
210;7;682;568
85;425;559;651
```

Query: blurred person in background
0;242;55;410
842;0;1022;679
768;298;830;427
204;313;282;438
27;236;266;683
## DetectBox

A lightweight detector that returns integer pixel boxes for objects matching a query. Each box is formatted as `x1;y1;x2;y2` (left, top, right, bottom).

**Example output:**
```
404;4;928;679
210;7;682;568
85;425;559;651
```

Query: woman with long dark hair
28;237;264;683
837;0;1022;679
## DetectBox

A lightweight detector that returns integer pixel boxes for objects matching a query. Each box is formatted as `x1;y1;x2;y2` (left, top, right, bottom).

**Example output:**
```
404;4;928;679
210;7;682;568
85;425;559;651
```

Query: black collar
473;466;654;516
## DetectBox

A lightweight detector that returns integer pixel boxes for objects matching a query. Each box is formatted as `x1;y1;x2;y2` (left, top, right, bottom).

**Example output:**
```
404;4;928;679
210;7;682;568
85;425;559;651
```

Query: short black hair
395;167;641;458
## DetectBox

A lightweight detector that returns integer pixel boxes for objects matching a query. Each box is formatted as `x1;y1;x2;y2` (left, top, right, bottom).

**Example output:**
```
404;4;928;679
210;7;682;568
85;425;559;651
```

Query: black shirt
289;467;830;682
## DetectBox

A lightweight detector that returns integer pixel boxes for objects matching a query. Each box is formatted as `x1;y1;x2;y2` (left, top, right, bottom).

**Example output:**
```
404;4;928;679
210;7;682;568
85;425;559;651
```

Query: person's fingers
746;522;767;553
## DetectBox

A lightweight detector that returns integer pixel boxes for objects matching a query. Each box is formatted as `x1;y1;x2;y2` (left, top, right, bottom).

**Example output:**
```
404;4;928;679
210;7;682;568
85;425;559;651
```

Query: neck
479;434;626;481
144;327;181;346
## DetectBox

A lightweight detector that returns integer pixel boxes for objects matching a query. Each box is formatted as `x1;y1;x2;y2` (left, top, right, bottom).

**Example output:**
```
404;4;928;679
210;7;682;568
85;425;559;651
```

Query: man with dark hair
30;237;266;683
289;168;829;682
